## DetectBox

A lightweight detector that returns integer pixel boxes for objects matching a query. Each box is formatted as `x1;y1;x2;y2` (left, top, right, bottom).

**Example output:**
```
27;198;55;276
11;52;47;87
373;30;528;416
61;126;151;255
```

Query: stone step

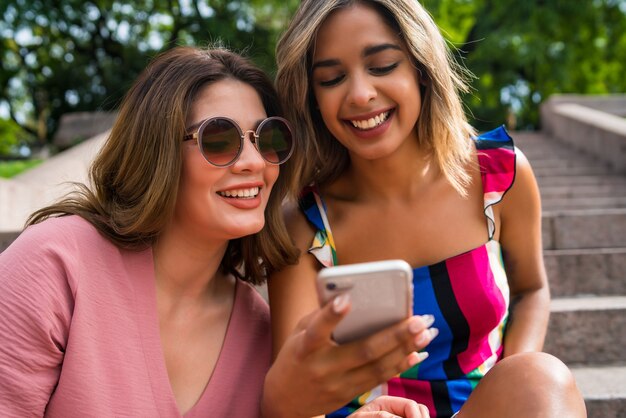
533;164;614;177
542;196;626;210
530;158;610;171
545;247;626;295
537;175;626;188
518;140;603;154
545;295;626;365
514;133;572;145
515;139;604;160
539;184;626;199
501;132;626;417
545;247;626;297
542;208;626;250
571;365;626;418
523;150;600;165
0;231;20;253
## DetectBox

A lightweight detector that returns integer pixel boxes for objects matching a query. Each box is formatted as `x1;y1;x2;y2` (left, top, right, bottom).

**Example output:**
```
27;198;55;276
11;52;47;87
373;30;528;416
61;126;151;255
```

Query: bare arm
268;203;322;355
498;148;550;355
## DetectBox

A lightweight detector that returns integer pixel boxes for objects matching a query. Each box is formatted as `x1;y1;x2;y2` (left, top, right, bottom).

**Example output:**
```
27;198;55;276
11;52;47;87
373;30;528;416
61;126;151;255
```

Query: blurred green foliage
0;0;299;155
424;0;626;130
0;0;625;156
0;117;27;155
0;158;42;178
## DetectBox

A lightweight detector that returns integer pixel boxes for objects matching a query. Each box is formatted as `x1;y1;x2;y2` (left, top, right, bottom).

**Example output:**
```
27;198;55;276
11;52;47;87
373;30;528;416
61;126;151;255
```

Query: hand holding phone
316;259;413;344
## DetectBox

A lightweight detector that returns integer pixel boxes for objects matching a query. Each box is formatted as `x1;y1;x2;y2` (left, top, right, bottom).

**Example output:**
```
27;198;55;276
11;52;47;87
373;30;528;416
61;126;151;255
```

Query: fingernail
415;331;428;345
420;314;435;328
408;351;429;367
409;314;435;334
333;293;350;314
429;327;439;339
408;317;422;334
415;327;439;346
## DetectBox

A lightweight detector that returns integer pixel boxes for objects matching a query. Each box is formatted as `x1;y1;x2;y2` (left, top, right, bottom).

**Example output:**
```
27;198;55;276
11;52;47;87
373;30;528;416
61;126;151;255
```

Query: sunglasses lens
200;118;241;166
257;119;294;164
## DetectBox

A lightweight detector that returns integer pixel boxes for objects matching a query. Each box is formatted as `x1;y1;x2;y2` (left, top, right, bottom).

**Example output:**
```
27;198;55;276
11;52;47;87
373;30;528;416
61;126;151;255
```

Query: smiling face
311;2;422;161
173;78;279;242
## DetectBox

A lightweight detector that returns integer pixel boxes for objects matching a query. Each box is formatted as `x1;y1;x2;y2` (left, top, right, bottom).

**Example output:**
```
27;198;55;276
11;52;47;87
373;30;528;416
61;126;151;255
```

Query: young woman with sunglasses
0;46;433;417
269;1;587;417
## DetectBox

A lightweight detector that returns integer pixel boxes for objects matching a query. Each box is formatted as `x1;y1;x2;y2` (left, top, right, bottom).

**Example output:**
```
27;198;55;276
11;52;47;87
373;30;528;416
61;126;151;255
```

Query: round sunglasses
183;116;294;167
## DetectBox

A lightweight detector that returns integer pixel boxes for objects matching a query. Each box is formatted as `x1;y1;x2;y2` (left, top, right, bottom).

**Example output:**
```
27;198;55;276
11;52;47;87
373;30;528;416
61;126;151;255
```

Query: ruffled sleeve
298;185;338;267
474;125;517;240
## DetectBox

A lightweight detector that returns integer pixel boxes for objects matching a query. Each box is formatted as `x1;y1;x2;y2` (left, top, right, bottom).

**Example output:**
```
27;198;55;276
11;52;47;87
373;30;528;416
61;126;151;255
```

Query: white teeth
350;111;390;130
218;187;260;198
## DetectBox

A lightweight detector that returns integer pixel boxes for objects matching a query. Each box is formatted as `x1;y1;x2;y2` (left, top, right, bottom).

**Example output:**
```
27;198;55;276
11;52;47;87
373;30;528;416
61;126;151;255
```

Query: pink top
0;215;271;417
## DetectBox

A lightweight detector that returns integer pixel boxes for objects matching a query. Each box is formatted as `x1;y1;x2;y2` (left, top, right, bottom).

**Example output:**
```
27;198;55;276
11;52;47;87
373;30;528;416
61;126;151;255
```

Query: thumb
299;293;351;354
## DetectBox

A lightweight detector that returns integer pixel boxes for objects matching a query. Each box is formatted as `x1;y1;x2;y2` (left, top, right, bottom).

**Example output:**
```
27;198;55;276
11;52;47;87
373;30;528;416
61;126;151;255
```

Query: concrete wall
0;131;108;252
541;95;626;174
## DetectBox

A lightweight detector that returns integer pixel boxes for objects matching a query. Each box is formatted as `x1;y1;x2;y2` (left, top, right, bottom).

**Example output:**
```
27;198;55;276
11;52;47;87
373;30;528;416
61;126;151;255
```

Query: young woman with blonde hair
269;1;587;417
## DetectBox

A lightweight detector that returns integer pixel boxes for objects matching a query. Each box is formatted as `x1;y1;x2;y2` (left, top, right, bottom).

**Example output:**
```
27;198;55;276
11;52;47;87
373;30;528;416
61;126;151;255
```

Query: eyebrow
186;120;204;132
364;43;402;56
312;43;403;72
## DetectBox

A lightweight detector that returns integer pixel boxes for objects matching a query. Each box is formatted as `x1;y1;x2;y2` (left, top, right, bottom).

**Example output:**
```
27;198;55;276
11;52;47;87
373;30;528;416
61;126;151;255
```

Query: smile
217;187;260;199
349;111;390;130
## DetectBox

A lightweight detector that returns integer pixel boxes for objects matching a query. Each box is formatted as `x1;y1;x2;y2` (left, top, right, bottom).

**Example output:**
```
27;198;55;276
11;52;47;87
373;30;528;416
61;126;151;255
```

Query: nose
347;73;377;106
231;131;266;172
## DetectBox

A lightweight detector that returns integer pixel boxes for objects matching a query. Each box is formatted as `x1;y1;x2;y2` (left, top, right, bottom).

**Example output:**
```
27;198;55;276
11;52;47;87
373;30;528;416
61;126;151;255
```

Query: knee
496;352;586;415
503;352;576;389
465;352;587;418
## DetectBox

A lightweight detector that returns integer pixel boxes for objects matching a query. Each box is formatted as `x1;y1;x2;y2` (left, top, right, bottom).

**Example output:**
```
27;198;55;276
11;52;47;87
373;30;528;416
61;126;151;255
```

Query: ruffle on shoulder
298;185;338;267
474;125;517;240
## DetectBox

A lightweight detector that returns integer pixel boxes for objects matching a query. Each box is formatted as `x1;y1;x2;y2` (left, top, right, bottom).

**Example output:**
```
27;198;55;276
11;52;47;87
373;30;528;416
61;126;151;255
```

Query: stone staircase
514;131;626;418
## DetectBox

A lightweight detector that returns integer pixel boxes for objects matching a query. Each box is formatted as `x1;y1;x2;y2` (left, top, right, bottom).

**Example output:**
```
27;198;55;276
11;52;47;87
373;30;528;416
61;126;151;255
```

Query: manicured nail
420;314;435;328
333;293;350;314
429;327;439;340
409;314;435;334
408;317;422;334
408;351;430;367
415;327;439;346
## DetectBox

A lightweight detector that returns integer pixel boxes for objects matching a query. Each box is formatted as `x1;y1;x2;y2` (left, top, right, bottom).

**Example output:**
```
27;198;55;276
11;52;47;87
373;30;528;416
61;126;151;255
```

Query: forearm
503;285;550;356
260;380;306;418
261;403;324;418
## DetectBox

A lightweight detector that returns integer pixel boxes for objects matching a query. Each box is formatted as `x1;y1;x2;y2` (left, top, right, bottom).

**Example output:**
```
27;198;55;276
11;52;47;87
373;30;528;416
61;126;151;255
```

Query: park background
1;0;626;169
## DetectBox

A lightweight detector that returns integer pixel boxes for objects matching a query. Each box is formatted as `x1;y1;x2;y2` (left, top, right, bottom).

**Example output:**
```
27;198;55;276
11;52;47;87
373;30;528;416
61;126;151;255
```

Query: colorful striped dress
298;126;517;418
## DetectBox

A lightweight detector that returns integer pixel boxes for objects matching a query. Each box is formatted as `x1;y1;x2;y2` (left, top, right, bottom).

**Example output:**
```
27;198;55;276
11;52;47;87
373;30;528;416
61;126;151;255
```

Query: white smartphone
316;259;413;344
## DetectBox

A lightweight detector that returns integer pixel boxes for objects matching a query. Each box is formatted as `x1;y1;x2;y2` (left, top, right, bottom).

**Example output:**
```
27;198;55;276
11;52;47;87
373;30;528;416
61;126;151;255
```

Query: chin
230;220;266;239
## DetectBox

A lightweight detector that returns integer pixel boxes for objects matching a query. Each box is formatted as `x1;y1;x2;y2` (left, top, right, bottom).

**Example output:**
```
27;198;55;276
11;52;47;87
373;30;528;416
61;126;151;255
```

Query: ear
417;68;429;87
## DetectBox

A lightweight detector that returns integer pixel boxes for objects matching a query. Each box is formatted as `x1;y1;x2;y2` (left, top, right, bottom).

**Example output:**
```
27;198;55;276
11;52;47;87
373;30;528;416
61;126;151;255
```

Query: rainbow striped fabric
299;126;516;418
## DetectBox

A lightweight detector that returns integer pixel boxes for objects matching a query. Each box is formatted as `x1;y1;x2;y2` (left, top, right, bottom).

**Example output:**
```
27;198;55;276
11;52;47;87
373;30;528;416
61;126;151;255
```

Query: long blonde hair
276;0;475;196
28;46;298;284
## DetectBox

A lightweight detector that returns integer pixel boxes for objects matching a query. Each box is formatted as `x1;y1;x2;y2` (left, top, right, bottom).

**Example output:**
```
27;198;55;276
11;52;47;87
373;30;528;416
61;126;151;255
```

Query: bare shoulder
498;145;542;238
514;146;535;184
503;146;540;209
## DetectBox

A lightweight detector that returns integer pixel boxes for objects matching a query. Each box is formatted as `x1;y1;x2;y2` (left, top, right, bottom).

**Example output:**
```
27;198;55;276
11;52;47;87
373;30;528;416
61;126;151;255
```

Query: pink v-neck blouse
0;215;271;417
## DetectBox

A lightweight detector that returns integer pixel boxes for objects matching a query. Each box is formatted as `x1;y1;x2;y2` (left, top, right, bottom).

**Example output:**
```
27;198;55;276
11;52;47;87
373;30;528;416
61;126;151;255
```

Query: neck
152;222;232;311
345;144;439;203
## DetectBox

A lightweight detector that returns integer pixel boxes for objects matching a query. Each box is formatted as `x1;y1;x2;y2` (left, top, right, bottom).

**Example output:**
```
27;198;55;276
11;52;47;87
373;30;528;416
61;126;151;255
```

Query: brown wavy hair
276;0;476;197
28;46;298;284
